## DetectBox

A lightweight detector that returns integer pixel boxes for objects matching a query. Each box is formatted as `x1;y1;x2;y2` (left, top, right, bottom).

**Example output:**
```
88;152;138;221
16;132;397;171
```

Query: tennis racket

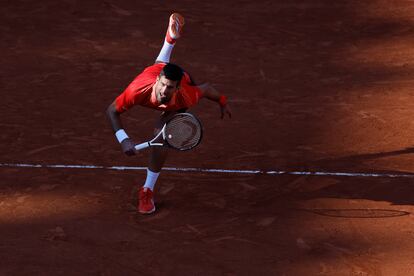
134;113;203;151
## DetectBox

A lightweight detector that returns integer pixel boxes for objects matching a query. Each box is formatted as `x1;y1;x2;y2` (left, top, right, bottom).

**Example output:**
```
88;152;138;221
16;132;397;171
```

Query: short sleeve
114;64;163;112
179;82;203;108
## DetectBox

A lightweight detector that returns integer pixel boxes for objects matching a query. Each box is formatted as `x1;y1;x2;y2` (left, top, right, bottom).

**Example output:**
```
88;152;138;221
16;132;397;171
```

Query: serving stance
106;13;231;214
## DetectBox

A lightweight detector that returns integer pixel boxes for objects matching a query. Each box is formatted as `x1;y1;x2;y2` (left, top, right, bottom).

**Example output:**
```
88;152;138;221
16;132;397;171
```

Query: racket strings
165;115;202;150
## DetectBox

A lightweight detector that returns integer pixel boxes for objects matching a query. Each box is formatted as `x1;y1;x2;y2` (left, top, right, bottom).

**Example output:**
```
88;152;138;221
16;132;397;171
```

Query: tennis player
106;13;231;214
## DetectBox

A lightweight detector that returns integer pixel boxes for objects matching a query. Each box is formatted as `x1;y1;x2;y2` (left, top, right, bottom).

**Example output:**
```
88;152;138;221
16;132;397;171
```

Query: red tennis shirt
115;63;203;113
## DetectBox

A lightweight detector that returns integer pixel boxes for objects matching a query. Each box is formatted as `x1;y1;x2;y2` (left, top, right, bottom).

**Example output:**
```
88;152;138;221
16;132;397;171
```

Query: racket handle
135;142;150;151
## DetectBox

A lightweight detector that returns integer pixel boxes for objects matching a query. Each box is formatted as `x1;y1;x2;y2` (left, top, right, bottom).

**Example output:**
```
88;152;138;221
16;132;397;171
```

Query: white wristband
115;129;129;143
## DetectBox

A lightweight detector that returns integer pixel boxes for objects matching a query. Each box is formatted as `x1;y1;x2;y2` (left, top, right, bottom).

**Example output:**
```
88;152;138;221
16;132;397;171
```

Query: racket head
164;113;203;151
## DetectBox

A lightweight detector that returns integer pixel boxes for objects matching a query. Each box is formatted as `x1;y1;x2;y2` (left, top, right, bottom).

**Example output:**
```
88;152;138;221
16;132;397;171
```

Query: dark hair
160;63;184;82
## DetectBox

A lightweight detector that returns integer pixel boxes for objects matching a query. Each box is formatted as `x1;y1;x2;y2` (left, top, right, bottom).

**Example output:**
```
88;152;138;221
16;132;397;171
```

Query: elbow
106;104;112;118
106;102;118;119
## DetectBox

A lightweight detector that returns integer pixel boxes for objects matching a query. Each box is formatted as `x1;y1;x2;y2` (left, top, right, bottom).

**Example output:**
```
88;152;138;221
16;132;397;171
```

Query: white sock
155;40;174;63
143;169;160;191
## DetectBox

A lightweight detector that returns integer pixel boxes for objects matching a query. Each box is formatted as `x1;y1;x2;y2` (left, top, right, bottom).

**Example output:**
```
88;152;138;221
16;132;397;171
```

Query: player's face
154;76;179;104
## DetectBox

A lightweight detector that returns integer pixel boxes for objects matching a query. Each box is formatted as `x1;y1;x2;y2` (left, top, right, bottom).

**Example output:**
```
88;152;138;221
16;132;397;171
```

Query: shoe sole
169;13;185;39
138;207;156;214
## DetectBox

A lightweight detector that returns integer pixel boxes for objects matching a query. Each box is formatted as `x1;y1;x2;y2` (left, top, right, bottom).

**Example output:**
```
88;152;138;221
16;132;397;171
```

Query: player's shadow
301;174;414;206
313;147;414;169
292;147;414;206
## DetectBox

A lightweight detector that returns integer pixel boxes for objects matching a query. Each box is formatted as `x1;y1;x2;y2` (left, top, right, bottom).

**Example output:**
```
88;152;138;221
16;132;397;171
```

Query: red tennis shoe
138;187;156;214
166;13;185;44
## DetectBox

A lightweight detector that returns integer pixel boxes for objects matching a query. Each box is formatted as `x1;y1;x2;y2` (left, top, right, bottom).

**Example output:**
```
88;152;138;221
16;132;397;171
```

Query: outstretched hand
220;104;232;119
197;82;232;119
120;138;137;156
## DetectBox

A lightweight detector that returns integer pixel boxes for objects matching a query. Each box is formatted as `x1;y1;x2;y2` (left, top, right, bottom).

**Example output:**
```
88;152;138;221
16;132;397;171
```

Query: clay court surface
2;0;414;275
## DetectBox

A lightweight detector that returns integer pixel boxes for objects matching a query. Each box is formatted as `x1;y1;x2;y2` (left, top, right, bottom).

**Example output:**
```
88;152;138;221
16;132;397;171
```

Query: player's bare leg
139;111;176;214
148;110;176;173
149;146;169;173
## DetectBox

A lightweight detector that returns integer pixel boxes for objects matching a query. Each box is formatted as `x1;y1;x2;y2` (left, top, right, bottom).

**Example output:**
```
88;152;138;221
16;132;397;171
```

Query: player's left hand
220;104;232;119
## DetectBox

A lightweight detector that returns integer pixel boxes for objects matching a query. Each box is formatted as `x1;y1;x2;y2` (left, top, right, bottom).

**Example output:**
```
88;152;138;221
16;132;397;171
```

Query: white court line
1;162;414;178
